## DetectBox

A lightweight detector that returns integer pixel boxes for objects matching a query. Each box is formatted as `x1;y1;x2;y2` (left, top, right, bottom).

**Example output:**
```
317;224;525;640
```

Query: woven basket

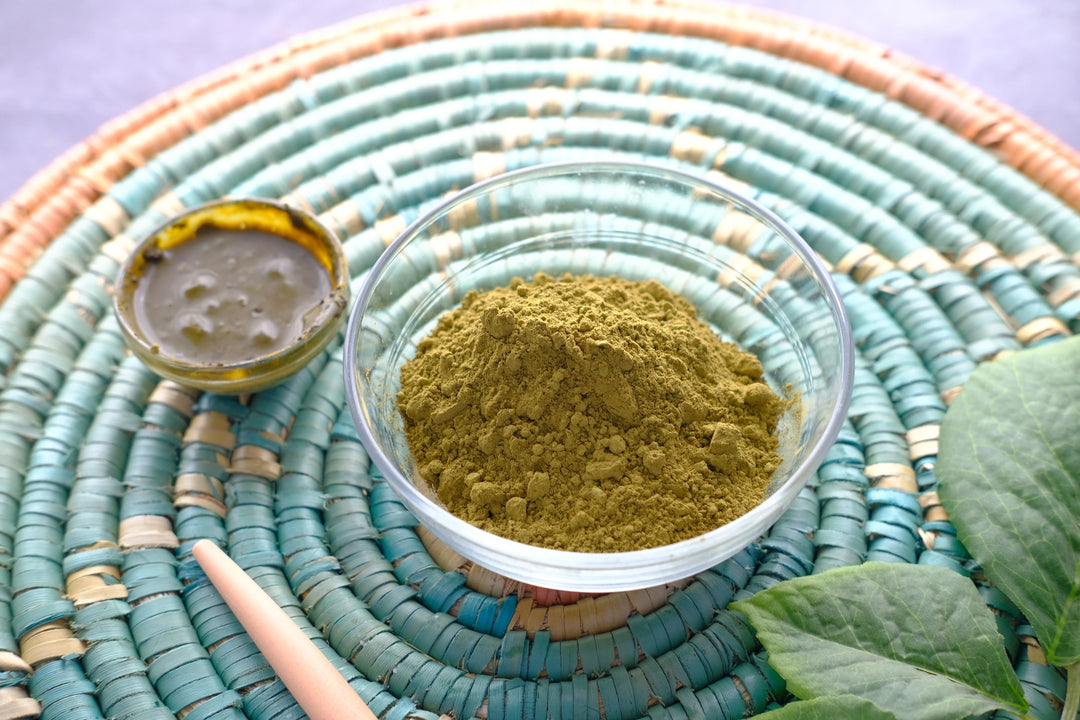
1;1;1077;718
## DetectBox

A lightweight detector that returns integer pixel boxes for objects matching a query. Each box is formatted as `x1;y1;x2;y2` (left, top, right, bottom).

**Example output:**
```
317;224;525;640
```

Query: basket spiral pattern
1;1;1078;718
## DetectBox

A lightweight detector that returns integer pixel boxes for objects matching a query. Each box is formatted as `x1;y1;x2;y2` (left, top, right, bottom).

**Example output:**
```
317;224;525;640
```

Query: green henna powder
398;273;785;552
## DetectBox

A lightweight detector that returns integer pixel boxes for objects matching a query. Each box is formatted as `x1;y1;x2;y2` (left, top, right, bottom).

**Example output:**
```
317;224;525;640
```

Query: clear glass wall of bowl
345;162;853;592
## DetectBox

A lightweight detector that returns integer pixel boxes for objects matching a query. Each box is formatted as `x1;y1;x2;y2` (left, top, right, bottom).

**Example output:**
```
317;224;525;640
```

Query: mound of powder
397;273;784;552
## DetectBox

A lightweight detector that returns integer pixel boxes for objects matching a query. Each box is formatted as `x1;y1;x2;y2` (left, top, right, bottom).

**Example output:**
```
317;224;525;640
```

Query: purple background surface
2;0;1077;202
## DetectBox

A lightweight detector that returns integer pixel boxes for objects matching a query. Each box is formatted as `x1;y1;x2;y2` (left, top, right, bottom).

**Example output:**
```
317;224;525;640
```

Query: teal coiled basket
1;1;1078;718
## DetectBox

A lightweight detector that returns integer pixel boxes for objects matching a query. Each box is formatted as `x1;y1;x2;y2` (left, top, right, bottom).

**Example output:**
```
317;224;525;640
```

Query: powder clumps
398;273;785;552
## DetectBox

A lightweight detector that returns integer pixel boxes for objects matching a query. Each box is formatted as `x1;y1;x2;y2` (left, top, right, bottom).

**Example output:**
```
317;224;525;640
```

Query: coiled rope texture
1;2;1076;718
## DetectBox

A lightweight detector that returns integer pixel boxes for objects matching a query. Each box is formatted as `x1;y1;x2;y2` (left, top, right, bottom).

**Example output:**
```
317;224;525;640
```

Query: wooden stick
192;539;377;720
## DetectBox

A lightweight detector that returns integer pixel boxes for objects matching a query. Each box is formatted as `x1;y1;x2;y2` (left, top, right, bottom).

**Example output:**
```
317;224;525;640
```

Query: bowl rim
113;197;351;390
344;160;854;590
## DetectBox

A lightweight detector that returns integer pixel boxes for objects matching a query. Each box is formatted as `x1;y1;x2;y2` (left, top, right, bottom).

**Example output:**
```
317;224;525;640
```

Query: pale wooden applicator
192;539;378;720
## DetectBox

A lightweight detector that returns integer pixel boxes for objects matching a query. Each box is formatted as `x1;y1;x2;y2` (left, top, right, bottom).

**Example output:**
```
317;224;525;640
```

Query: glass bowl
344;161;853;592
114;198;350;395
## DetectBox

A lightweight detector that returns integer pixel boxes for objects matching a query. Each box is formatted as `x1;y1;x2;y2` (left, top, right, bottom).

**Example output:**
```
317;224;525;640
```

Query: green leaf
938;337;1080;667
732;563;1028;720
756;695;900;719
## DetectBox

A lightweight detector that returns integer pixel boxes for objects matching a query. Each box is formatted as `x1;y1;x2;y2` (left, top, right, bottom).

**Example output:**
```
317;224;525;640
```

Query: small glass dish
344;161;853;592
114;198;350;395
